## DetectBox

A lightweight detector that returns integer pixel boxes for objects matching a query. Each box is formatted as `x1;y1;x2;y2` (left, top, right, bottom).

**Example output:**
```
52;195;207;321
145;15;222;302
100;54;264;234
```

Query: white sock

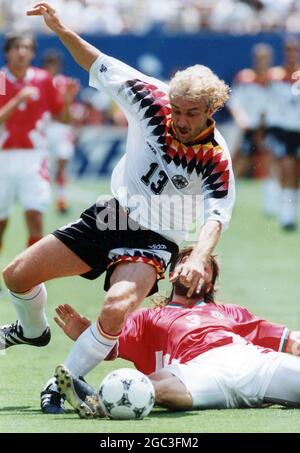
8;284;48;338
65;322;117;377
279;188;298;226
262;178;280;216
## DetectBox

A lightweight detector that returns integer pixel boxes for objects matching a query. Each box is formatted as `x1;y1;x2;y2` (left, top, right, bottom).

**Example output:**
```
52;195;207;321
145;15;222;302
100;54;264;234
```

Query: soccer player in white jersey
1;3;235;387
42;247;300;416
266;38;300;231
228;43;279;217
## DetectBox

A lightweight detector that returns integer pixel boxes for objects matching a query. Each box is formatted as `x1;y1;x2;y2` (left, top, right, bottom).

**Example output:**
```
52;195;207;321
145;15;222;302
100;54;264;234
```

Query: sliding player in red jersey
41;247;300;416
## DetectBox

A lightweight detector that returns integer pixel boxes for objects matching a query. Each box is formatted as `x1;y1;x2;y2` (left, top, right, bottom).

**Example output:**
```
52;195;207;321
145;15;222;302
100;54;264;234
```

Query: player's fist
63;78;81;103
27;3;64;33
17;86;40;102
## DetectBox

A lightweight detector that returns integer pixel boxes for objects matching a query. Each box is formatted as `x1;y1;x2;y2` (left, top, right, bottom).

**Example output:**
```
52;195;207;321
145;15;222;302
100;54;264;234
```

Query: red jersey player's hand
63;78;81;104
27;3;65;33
170;258;206;298
54;303;91;341
286;331;300;355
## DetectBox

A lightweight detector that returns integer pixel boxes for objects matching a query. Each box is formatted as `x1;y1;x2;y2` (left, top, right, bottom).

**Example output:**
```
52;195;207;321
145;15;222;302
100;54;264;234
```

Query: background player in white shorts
1;3;235;395
42;246;300;415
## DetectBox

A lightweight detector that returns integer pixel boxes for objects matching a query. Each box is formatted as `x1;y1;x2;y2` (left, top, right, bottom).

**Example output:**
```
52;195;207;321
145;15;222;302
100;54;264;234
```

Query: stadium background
0;0;300;434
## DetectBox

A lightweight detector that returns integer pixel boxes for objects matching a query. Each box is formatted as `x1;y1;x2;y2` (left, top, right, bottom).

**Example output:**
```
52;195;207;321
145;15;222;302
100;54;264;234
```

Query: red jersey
0;66;63;150
113;301;289;375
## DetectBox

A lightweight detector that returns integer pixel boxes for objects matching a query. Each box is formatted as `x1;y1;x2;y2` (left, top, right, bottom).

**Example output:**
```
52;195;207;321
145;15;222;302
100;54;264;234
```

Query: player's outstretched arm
54;304;91;341
27;3;100;71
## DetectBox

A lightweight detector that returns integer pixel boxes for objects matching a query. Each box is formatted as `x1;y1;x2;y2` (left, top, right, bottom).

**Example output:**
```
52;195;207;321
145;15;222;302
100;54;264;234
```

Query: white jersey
228;70;270;129
266;79;300;132
89;54;235;244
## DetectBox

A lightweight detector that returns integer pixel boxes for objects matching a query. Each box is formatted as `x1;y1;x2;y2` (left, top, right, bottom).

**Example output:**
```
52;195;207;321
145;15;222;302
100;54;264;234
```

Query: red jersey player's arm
220;303;290;353
27;3;100;72
0;86;39;123
285;331;300;356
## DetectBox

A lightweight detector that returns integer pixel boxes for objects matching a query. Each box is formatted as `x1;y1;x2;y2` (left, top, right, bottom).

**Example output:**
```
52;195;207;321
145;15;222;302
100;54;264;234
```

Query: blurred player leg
278;155;298;231
19;152;51;246
260;149;279;217
25;210;43;247
55;158;69;214
0;153;18;295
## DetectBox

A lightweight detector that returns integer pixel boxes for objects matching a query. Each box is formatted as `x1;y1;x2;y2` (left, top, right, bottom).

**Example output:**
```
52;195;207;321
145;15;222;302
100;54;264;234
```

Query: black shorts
239;129;262;157
265;127;300;159
52;198;179;296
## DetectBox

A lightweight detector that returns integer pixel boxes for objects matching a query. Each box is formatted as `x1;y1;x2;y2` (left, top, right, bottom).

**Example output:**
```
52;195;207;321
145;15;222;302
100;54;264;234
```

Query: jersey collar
168;299;206;308
4;66;34;83
170;117;215;145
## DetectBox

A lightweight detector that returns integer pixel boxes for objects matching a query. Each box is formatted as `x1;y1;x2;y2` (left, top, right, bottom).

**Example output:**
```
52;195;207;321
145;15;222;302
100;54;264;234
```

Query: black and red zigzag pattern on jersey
119;79;229;199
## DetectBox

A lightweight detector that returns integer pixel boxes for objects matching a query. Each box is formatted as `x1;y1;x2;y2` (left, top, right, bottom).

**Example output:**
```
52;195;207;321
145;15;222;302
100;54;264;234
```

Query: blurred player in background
42;50;80;214
228;43;279;217
266;37;300;231
41;247;300;416
0;33;65;293
1;3;235;393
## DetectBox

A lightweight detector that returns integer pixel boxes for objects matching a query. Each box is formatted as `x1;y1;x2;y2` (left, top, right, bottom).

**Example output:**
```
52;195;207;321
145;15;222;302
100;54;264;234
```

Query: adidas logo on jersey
148;244;167;250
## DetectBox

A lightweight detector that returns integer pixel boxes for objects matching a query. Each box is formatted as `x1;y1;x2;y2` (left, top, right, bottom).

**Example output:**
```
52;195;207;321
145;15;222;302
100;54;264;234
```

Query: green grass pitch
0;178;299;433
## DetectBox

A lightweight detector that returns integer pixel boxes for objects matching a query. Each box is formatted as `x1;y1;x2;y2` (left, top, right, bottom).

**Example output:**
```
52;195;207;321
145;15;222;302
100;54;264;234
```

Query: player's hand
27;3;64;33
17;86;40;102
54;303;91;341
63;78;81;103
286;331;300;356
170;258;206;298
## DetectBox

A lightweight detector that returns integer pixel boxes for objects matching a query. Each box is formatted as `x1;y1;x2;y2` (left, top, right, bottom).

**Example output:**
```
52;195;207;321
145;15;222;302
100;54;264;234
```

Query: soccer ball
99;368;155;420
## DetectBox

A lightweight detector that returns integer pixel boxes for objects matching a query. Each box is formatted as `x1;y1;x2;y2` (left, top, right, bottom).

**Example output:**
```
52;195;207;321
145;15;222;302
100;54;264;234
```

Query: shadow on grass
0;406;75;416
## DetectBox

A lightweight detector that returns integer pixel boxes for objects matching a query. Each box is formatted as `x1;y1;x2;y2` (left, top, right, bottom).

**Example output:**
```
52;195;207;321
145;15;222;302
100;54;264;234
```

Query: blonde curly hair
169;65;230;113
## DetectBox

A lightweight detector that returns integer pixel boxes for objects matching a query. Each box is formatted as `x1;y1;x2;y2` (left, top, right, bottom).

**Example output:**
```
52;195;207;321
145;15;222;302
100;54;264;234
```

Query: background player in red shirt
42;50;80;214
41;247;300;416
0;33;64;292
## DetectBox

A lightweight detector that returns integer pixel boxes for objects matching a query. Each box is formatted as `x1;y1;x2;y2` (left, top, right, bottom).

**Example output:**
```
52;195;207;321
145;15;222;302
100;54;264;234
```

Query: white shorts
165;343;285;409
0;151;51;220
47;122;75;160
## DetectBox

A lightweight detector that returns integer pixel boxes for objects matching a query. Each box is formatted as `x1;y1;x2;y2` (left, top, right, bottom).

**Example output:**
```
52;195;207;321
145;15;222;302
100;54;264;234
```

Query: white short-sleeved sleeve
89;53;168;115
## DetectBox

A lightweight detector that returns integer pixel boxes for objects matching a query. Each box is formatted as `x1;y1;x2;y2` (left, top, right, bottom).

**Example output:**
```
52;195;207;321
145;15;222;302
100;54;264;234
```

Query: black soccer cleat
55;364;106;419
0;320;51;349
41;382;65;415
